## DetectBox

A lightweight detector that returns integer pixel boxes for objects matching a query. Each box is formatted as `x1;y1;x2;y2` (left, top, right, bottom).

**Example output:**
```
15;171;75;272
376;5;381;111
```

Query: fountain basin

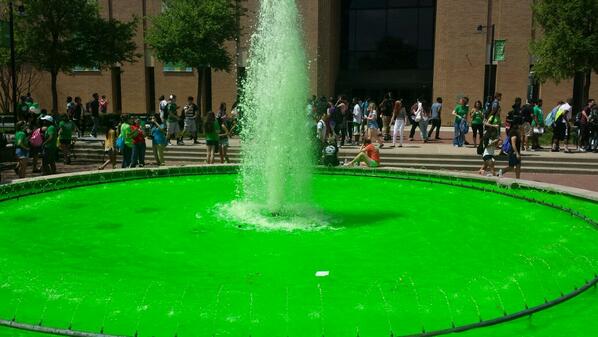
0;166;597;337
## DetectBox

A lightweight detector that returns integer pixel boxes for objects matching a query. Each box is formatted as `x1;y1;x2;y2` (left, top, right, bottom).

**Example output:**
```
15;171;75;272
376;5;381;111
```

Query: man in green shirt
41;115;57;175
452;97;469;147
58;115;76;164
166;95;181;145
120;115;137;168
530;99;545;151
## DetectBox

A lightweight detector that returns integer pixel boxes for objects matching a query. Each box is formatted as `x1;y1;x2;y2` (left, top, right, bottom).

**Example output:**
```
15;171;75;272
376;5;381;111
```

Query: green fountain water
239;0;312;215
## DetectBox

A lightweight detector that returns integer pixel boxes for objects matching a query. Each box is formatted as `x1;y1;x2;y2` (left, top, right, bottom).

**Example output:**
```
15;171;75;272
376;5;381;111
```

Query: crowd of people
313;93;598;177
6;88;598;180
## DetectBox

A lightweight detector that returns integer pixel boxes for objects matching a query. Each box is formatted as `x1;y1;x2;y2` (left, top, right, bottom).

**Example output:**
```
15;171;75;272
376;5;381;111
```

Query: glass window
341;0;436;70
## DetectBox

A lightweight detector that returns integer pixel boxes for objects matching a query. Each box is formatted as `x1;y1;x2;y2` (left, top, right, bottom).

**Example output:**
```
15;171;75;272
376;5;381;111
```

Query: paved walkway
2;130;597;191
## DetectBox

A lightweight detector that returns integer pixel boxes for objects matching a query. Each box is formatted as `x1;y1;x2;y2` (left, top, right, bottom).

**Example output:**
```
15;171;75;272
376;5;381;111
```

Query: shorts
219;137;229;147
522;122;532;137
206;140;219;146
368;160;380;168
508;153;521;167
60;139;72;145
471;124;483;137
167;122;180;135
553;123;566;141
353;122;361;134
15;147;29;159
184;118;197;133
482;155;495;162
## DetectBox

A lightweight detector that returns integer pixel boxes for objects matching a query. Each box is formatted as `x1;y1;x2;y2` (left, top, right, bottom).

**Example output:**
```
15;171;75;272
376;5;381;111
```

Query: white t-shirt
483;143;496;158
353;104;362;124
316;119;326;142
159;99;168;119
561;102;572;120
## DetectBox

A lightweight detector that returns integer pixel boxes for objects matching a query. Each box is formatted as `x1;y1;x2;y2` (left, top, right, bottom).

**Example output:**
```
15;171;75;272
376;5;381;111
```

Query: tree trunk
51;70;58;114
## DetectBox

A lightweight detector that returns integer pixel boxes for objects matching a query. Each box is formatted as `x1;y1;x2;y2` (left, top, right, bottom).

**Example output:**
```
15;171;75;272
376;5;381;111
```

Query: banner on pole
494;40;506;62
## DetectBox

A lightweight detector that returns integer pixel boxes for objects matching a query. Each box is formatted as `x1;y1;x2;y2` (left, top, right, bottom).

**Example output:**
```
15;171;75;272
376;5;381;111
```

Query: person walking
391;99;406;147
13;121;30;178
452;97;469;147
428;97;443;140
499;123;522;179
470;100;484;148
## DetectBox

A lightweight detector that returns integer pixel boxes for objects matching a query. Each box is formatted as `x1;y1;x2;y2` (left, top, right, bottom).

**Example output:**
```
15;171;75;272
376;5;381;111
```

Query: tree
18;0;139;113
531;0;598;110
146;0;241;114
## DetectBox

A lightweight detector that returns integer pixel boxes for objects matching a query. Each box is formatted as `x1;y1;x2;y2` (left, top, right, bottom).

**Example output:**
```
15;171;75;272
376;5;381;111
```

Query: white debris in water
315;271;329;277
195;212;202;220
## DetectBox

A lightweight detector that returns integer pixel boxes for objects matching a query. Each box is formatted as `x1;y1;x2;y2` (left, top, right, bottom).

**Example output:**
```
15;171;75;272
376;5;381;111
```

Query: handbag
533;127;544;135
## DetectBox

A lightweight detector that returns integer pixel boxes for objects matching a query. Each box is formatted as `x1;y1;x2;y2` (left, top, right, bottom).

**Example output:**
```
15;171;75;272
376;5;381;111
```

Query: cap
40;115;54;122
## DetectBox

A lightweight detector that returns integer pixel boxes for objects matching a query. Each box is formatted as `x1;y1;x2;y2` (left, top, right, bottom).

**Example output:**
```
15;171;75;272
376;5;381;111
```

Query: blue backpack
501;136;512;154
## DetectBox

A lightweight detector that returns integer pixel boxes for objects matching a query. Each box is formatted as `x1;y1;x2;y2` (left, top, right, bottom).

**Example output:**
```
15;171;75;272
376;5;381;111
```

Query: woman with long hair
390;100;406;147
204;111;220;164
366;102;384;147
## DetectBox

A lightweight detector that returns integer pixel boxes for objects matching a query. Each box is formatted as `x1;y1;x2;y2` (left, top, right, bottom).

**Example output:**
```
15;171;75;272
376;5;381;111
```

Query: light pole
477;24;496;103
9;1;17;125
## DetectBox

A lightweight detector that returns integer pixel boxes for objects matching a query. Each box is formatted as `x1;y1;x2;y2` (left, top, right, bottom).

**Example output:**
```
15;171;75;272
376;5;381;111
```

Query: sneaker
498;169;503;178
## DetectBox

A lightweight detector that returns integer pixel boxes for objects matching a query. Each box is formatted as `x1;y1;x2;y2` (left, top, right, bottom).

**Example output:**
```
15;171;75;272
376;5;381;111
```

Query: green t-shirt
120;123;133;147
454;104;469;124
532;106;544;127
45;125;57;149
59;120;74;140
205;121;221;141
167;103;178;123
14;131;28;148
471;110;483;125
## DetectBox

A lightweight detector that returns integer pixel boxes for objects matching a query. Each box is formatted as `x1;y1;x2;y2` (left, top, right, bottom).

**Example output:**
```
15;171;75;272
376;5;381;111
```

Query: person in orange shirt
344;138;380;168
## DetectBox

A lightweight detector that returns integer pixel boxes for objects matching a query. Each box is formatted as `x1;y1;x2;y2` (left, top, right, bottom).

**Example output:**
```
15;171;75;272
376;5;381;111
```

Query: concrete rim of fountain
1;165;597;337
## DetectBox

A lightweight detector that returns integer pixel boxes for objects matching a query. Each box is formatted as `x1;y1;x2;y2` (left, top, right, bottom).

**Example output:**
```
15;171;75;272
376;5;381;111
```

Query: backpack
544;105;559;127
501;136;512;154
29;128;43;147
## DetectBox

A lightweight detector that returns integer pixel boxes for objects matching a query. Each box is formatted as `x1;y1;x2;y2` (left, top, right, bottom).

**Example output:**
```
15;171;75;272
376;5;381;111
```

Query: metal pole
489;24;495;99
9;1;18;126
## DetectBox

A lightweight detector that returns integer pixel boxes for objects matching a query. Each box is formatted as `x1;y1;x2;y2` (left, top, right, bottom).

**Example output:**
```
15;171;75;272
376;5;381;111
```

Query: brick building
29;0;598;124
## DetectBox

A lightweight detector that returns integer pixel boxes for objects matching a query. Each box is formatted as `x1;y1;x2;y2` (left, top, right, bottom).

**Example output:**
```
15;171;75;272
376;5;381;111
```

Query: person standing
89;93;100;138
218;114;232;163
499;123;522;179
366;102;384;147
552;99;572;152
99;122;118;170
66;96;76;119
99;95;109;114
150;115;167;166
73;97;84;138
417;99;430;143
316;113;328;149
119;115;135;168
470;100;484;148
58;114;75;164
578;99;595;152
183;96;199;144
452;97;469;147
130;118;146;168
165;95;181;145
352;98;363;144
335;96;349;146
13;121;30;178
380;92;394;141
204;111;220;164
391;99;406;147
530;99;545;151
41;116;57;175
27;119;43;173
428;97;443;140
158;95;168;122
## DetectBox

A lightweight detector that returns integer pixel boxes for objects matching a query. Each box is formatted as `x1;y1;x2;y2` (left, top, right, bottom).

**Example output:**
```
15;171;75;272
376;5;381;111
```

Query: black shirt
90;99;100;117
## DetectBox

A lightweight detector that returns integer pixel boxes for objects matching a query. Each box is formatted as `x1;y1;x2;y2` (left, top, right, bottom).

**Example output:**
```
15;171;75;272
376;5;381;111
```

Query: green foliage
146;0;239;71
531;0;598;83
18;0;139;73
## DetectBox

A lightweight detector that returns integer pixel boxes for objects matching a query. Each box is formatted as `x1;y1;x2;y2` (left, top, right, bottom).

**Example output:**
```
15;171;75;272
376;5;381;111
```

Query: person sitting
321;137;339;167
344;138;380;168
